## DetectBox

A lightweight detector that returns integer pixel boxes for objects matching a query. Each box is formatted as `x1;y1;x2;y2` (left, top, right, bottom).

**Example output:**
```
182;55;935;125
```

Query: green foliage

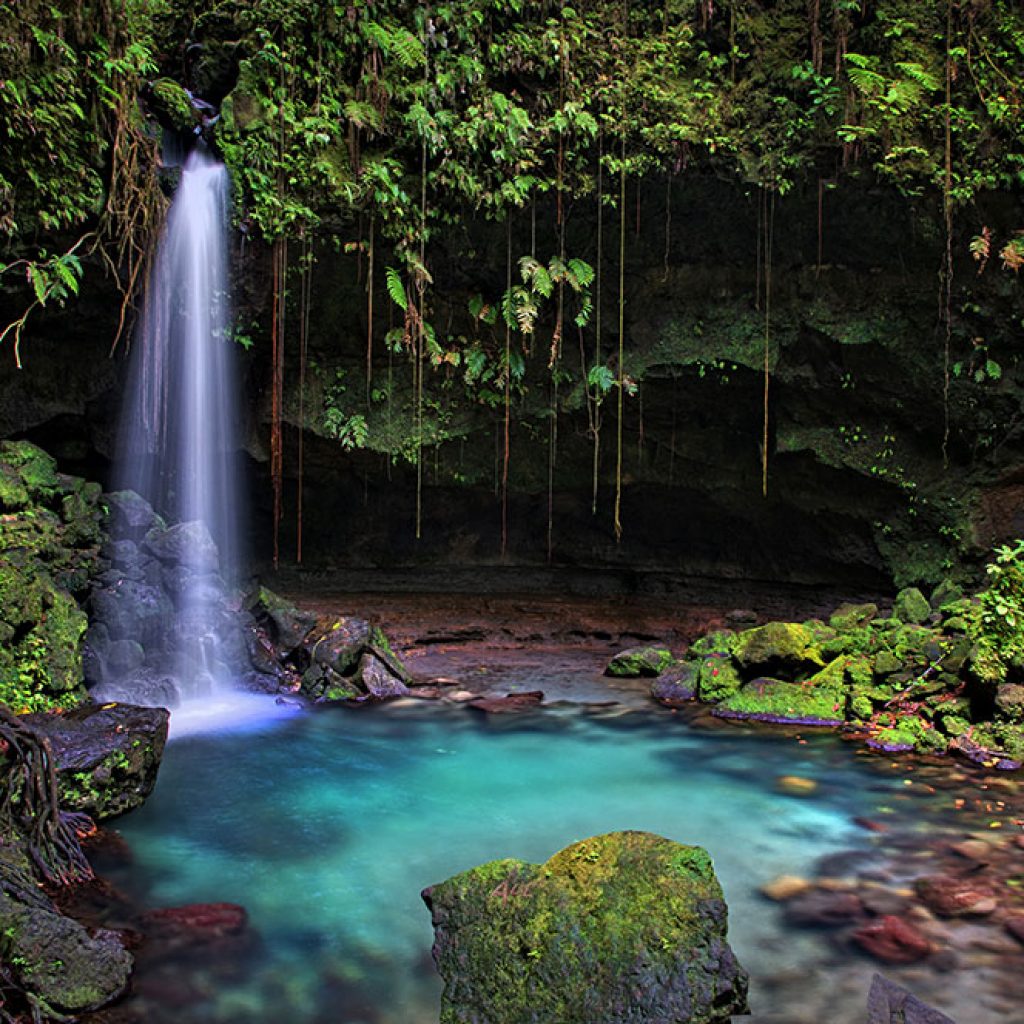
970;541;1024;685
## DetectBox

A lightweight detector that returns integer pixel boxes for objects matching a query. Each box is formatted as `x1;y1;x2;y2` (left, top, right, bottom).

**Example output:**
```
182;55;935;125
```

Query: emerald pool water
107;700;959;1023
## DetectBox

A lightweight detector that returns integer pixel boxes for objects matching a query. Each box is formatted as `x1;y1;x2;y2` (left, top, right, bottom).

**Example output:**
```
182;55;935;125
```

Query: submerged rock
422;830;749;1024
866;974;956;1024
25;702;169;820
466;690;544;714
852;914;931;964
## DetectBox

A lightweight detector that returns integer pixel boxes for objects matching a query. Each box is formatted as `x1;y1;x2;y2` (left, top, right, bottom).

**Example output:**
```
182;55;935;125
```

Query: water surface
105;701;977;1023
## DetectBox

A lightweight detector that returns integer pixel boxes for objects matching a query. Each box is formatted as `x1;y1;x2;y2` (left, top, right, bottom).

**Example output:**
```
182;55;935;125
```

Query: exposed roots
0;705;93;889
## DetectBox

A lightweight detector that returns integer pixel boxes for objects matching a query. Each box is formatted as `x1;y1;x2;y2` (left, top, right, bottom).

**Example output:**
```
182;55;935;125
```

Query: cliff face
3;175;1023;591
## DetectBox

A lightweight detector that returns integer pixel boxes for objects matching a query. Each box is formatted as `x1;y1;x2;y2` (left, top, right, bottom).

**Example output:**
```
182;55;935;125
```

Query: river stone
355;651;411;699
0;889;132;1014
605;645;675;677
422;830;749;1024
311;616;372;674
24;702;169;820
651;663;697;704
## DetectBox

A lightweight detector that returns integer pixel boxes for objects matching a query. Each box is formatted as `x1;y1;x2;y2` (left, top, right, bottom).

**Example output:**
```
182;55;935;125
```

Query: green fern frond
385;266;408;311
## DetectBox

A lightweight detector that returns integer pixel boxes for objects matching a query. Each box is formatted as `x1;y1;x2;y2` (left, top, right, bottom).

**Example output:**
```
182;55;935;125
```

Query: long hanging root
0;706;93;889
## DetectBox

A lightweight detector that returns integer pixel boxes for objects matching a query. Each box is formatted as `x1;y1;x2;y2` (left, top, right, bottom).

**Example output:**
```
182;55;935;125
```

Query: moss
149;78;196;132
870;715;947;754
0;557;87;712
606;645;674;678
715;678;845;725
0;441;59;509
873;650;902;676
894;587;932;625
688;629;736;657
829;603;878;631
695;653;742;703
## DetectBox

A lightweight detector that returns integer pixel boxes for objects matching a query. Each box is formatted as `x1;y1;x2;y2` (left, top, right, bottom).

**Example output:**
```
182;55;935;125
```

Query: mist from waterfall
113;143;242;704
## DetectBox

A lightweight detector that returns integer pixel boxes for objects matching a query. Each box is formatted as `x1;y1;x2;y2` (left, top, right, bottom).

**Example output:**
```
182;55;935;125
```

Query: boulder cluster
616;586;1024;769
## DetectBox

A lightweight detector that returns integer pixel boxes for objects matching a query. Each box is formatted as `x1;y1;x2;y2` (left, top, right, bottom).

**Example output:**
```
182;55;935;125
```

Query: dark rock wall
3;176;1024;590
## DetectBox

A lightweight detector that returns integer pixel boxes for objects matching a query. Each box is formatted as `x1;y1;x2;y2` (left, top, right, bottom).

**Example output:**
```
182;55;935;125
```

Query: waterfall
109;143;243;705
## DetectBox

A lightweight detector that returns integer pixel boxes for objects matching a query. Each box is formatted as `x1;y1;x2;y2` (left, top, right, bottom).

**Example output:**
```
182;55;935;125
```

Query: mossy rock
422;831;749;1024
252;585;318;651
688;629;736;657
0;556;87;712
696;653;743;703
894;587;931;625
714;678;845;726
929;579;964;611
25;703;169;820
0;441;59;511
873;650;902;676
0;891;132;1015
868;715;947;754
605;645;674;678
829;602;878;631
732;622;824;678
148;78;197;132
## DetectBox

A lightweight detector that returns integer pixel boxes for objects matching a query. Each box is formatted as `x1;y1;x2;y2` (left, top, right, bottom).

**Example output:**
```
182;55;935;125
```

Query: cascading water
118;144;237;568
105;142;244;708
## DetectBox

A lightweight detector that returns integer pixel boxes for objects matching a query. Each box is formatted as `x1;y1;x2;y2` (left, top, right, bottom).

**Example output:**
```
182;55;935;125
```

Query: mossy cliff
642;568;1024;768
0;440;102;712
422;831;749;1024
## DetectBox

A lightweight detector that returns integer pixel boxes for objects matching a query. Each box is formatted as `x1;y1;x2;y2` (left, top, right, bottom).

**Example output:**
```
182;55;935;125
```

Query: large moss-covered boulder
24;703;169;820
605;645;675;678
732;622;823;677
714;677;846;726
422;831;749;1024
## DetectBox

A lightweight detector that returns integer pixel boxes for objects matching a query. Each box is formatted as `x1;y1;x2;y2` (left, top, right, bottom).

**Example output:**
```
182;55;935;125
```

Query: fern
574;292;593;328
567;258;595;288
344;99;382;131
385;266;408;311
895;62;940;92
844;53;885;97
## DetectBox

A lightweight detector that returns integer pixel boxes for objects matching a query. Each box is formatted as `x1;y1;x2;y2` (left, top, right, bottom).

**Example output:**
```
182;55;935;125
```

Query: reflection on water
103;703;991;1023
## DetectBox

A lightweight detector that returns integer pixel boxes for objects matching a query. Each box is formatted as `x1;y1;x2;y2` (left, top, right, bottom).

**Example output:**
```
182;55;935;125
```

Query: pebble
446;690;479;702
949;839;992;862
777;775;818;795
761;876;806;901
